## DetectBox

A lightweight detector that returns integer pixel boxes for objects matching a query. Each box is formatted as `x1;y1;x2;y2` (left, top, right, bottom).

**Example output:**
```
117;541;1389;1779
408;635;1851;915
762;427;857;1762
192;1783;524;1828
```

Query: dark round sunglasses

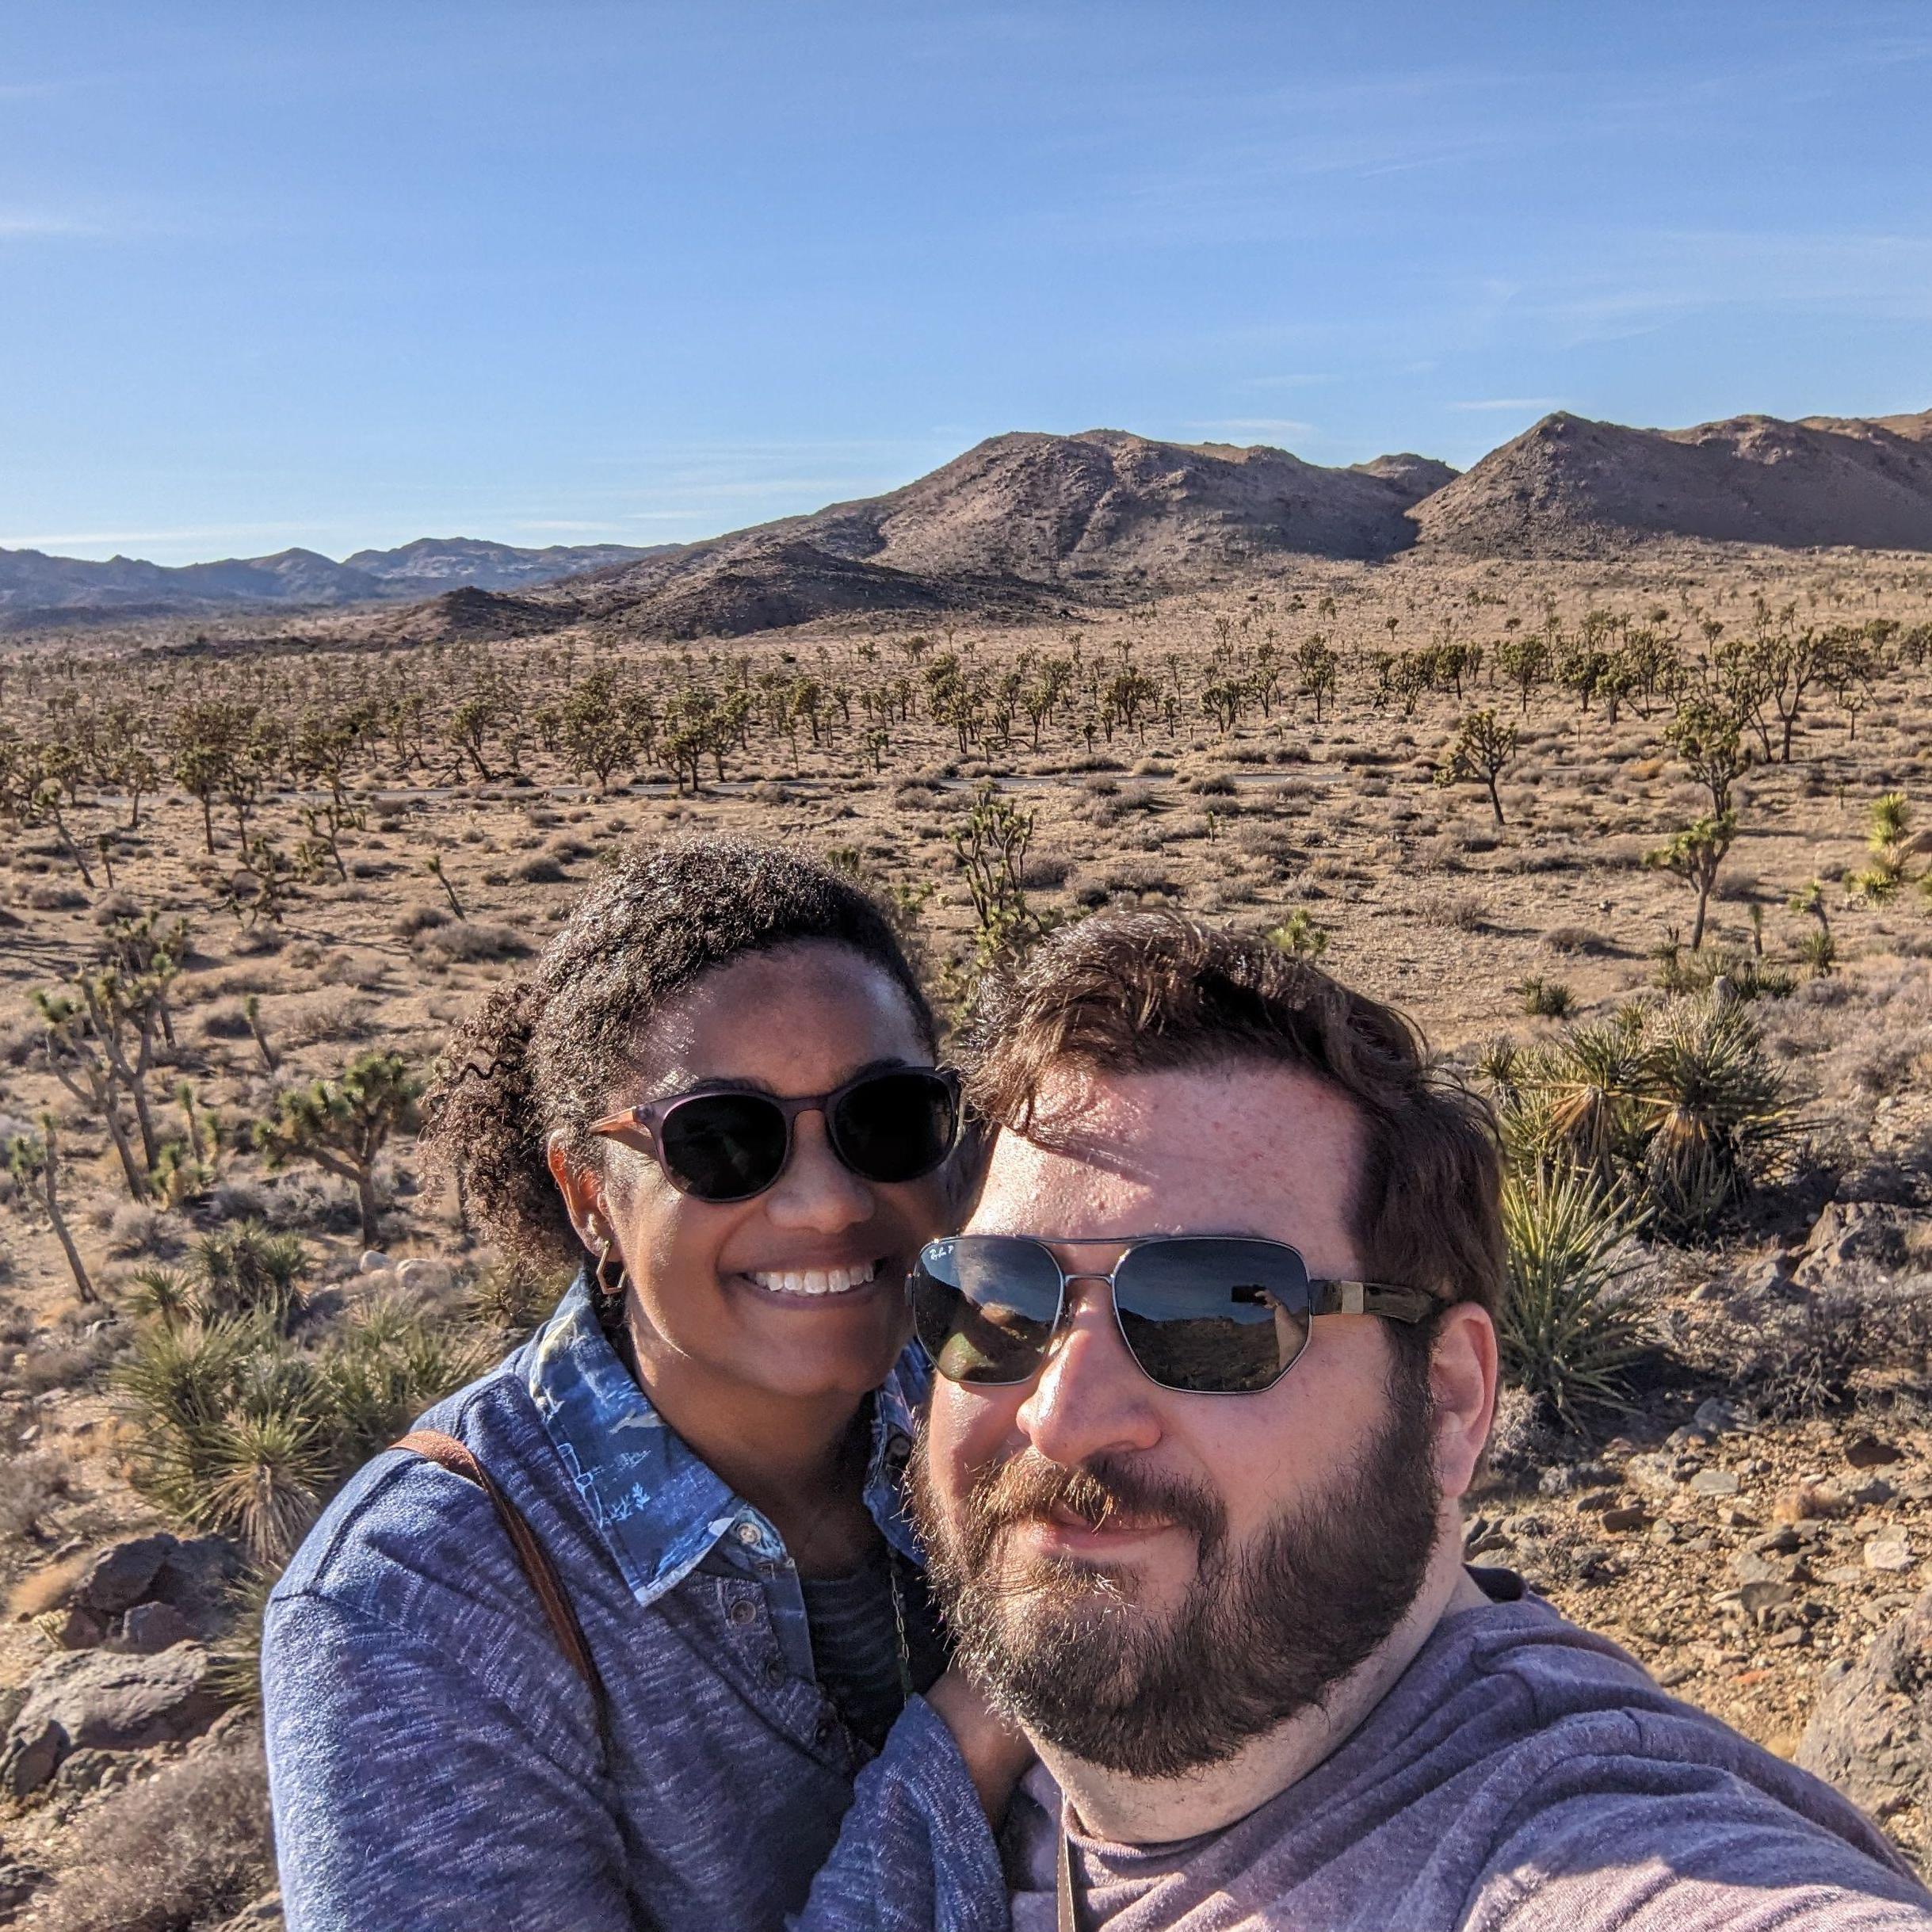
910;1233;1441;1396
589;1065;962;1204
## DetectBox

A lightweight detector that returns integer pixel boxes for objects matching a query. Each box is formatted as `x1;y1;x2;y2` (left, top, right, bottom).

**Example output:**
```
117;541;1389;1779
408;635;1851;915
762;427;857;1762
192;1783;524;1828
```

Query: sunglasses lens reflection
1113;1239;1310;1392
911;1236;1061;1384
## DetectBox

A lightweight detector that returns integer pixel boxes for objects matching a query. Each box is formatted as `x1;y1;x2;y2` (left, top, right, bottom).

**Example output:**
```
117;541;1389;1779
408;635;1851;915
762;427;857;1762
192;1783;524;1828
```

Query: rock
358;1248;392;1274
1625;1452;1688;1497
54;1746;136;1796
1690;1468;1741;1499
1865;1534;1916;1574
1693;1397;1742;1434
1800;1584;1932;1868
51;1606;107;1651
1796;1201;1915;1279
0;1859;48;1919
396;1256;450;1292
1850;1478;1897;1509
1602;1506;1650;1533
1847;1434;1905;1470
75;1533;179;1615
150;1534;244;1636
119;1600;198;1655
0;1643;223;1793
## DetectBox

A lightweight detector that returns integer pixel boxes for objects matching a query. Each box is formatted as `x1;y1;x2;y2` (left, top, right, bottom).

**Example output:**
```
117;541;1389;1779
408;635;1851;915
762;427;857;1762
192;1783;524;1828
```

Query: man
899;911;1932;1930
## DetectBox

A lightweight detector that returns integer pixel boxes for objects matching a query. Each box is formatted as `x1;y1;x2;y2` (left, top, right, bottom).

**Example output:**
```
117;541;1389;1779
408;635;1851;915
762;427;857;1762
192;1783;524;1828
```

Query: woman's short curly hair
418;835;934;1269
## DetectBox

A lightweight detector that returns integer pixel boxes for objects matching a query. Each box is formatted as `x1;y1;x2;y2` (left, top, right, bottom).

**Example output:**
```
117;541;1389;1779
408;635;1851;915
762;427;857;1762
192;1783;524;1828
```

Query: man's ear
1428;1302;1499;1504
546;1132;607;1253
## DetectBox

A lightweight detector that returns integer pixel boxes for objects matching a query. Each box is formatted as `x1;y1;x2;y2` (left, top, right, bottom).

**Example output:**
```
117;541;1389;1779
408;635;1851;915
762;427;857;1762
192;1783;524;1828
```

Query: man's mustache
957;1449;1227;1556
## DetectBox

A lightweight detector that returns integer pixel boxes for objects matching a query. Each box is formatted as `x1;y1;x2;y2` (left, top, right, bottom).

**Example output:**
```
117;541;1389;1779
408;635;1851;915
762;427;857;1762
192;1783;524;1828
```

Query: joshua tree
254;1050;425;1248
1667;699;1751;819
1648;812;1736;952
1435;709;1518;827
7;1117;95;1302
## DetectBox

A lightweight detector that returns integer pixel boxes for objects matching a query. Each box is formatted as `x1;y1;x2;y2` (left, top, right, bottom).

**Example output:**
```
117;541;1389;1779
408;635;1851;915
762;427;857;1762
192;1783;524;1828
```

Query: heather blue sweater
262;1277;1006;1932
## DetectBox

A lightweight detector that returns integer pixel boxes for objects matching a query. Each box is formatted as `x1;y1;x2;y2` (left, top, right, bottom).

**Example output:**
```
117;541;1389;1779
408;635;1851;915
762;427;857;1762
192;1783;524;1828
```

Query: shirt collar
525;1271;928;1609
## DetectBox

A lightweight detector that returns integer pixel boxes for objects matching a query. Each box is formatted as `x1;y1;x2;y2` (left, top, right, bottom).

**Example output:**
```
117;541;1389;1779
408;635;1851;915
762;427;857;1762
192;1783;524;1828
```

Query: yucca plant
124;1263;197;1328
196;1410;330;1564
1634;998;1792;1236
1514;976;1575;1019
319;1308;492;1469
1538;1015;1648;1178
1499;1166;1646;1426
191;1220;311;1332
116;1317;281;1526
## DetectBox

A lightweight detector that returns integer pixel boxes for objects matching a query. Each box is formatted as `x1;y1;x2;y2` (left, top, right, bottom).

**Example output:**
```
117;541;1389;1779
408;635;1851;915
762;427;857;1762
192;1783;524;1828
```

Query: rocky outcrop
1800;1583;1932;1870
1;1644;225;1796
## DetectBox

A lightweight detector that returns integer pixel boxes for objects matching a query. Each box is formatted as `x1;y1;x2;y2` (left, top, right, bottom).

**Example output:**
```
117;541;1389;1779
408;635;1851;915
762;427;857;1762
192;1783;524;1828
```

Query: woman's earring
592;1233;629;1322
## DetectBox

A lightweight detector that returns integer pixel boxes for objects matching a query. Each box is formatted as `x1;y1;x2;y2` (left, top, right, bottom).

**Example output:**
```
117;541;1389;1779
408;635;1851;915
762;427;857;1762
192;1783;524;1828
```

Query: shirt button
728;1599;757;1627
762;1660;786;1689
735;1522;761;1545
815;1716;838;1746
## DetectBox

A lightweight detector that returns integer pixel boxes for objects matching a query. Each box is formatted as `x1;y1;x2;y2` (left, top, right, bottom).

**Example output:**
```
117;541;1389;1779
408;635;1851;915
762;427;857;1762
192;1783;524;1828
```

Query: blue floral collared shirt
264;1274;1005;1932
525;1274;928;1684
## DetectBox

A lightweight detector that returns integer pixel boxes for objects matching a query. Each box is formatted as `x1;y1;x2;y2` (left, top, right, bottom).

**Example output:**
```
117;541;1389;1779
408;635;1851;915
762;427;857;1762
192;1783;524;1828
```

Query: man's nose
1014;1279;1163;1464
760;1107;871;1232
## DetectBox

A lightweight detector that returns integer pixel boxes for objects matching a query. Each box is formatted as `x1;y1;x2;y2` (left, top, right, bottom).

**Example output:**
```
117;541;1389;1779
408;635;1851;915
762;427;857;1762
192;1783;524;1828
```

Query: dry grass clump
410;919;531;964
0;1445;79;1543
29;1741;273;1932
1415;886;1491;931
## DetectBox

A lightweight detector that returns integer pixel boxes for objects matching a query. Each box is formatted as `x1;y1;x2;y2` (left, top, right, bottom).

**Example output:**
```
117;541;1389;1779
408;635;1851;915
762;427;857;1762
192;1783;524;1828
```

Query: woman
262;837;1025;1931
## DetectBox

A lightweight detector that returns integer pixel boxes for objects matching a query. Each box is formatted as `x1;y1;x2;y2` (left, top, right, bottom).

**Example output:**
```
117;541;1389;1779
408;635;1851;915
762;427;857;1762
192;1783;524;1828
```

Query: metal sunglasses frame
587;1063;964;1201
913;1231;1442;1394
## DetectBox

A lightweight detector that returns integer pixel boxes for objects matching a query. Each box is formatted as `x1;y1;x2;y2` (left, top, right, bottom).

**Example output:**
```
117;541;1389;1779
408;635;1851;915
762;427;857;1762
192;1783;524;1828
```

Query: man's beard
910;1352;1442;1781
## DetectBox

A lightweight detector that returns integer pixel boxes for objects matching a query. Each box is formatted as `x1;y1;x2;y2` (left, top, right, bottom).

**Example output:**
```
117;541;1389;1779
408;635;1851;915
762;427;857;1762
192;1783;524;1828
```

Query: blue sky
4;2;1930;564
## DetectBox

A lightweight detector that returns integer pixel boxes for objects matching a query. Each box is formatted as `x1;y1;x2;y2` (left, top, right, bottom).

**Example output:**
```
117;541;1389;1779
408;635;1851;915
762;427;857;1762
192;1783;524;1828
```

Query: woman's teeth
745;1259;881;1297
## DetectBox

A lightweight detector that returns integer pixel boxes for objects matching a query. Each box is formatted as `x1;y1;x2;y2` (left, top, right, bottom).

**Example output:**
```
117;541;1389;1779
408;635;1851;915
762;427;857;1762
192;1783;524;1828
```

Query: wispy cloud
0;210;99;239
1446;398;1563;413
0;522;312;552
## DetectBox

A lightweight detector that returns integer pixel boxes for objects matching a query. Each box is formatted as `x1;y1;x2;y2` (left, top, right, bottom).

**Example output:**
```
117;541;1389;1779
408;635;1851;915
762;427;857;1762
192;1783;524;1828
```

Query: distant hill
0;536;672;626
342;536;674;594
549;430;1457;638
1410;407;1932;557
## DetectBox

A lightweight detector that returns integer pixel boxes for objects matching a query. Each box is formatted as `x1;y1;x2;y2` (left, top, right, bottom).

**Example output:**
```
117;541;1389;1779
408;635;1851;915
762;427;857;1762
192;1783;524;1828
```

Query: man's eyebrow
1008;1117;1169;1185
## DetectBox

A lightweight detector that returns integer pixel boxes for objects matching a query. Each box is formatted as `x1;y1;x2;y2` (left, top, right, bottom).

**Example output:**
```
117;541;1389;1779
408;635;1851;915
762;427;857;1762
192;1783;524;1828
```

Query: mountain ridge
0;535;676;626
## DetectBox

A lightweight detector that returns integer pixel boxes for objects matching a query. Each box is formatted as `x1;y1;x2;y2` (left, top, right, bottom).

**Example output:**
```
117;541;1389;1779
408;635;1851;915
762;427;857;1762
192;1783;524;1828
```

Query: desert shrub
1543;926;1612;956
29;1741;272;1932
392;901;452;938
1699;1286;1932;1422
1498;1167;1645;1427
1415;887;1490;931
280;990;375;1047
1516;976;1575;1019
414;919;531;964
197;1001;253;1041
0;1446;77;1542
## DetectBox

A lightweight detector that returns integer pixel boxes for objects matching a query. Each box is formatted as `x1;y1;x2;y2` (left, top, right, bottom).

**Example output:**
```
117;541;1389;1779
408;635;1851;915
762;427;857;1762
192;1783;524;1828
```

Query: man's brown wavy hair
963;911;1504;1331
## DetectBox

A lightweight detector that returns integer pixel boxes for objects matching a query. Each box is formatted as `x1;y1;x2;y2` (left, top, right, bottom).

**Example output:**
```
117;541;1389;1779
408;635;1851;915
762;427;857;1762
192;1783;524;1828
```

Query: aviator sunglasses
910;1233;1441;1396
589;1065;962;1203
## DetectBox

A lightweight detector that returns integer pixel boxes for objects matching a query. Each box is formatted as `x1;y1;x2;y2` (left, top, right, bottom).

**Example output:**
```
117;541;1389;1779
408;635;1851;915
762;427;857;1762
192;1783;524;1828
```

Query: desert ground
2;541;1931;1926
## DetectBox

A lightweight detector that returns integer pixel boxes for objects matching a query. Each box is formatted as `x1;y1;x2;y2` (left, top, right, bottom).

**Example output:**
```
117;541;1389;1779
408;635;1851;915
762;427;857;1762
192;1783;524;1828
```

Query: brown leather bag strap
392;1429;609;1749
